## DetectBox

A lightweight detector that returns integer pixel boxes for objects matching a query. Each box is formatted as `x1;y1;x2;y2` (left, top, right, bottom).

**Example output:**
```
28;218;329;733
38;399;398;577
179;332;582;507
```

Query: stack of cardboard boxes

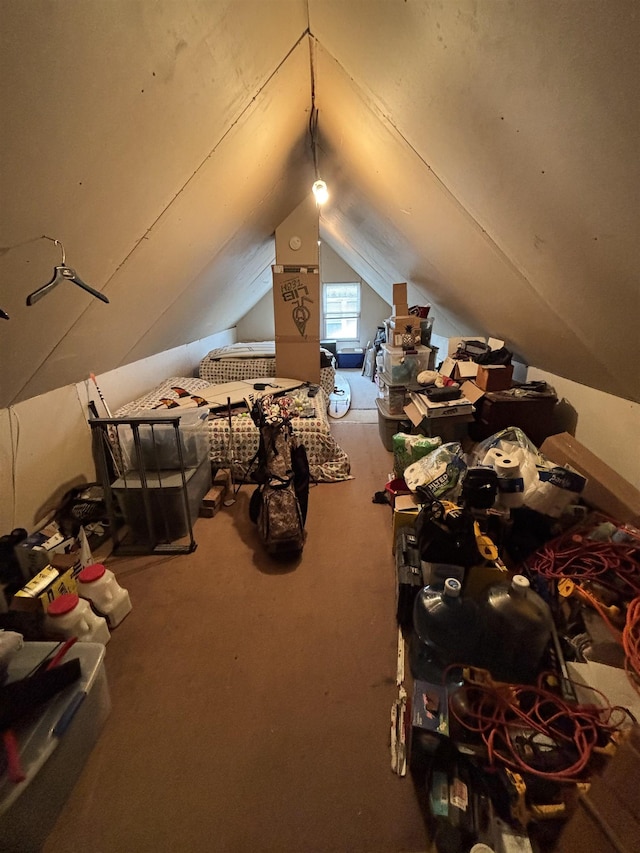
387;283;421;348
376;283;433;446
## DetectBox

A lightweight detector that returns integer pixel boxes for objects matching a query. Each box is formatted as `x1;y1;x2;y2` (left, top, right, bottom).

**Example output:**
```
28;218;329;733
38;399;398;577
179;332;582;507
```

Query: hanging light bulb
312;179;329;205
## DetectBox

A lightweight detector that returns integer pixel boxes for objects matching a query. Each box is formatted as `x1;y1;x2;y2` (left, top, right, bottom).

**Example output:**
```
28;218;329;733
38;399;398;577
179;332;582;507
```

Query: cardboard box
408;680;450;773
459;380;486;405
14;523;77;579
404;393;475;421
540;433;640;524
389;315;420;331
411;679;449;736
475;363;514;392
273;266;321;384
389;315;421;347
440;356;478;381
403;402;474;442
393;282;408;304
275;340;321;385
11;558;83;613
392;493;422;542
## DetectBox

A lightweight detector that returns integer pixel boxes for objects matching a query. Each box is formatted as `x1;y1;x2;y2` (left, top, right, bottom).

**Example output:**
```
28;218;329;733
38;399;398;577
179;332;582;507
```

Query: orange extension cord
622;596;640;695
447;666;633;783
527;532;640;596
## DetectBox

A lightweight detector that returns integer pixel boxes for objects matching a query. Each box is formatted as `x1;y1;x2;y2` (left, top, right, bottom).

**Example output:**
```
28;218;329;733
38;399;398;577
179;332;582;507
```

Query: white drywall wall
527;368;640;490
0;330;235;533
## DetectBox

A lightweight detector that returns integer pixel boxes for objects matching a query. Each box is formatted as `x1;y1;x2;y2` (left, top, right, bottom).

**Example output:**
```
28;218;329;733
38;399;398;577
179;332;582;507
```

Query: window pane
324;283;360;315
323;282;360;340
325;317;359;340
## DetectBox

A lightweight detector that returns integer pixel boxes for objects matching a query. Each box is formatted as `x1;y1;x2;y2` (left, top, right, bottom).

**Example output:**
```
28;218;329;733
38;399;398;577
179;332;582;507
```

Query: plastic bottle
480;574;552;683
76;563;132;628
411;578;483;682
45;592;111;644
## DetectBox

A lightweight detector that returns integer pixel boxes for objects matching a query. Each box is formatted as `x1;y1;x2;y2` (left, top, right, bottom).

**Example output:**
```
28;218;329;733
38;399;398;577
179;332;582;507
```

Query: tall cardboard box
272;266;321;384
540;432;640;524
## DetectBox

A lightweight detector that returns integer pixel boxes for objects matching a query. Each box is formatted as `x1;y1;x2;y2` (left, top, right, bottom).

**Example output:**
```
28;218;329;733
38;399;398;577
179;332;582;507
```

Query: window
323;282;360;341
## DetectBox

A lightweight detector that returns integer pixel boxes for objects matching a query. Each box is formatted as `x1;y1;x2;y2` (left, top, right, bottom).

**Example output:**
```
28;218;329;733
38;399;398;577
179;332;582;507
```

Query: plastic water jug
411;578;483;681
45;593;111;644
77;563;132;628
480;574;552;683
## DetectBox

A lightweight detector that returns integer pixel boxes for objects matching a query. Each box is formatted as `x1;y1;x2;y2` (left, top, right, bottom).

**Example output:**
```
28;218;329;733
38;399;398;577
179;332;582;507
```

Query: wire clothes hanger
26;235;109;306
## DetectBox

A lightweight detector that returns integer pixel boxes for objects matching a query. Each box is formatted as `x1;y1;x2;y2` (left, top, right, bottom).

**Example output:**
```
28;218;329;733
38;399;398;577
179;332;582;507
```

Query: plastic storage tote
0;642;111;850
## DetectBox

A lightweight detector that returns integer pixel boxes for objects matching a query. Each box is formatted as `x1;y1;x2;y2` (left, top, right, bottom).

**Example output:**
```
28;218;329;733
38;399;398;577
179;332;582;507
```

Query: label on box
12;561;82;611
450;777;469;811
412;680;449;736
430;771;449;817
538;467;587;493
14;565;59;597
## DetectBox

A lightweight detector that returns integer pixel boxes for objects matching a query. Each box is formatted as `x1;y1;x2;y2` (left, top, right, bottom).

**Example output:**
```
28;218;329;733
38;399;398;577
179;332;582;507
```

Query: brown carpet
43;423;428;853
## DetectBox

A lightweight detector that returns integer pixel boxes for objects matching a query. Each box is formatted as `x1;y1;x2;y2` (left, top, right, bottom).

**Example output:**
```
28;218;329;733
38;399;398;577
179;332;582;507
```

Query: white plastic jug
76;563;132;629
46;593;110;644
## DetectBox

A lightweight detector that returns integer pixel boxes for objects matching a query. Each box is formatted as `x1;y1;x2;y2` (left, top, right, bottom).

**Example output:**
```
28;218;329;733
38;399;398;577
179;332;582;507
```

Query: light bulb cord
309;42;320;181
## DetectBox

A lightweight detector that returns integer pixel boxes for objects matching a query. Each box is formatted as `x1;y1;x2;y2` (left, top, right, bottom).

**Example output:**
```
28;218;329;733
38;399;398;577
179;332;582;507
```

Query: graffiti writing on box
280;277;314;336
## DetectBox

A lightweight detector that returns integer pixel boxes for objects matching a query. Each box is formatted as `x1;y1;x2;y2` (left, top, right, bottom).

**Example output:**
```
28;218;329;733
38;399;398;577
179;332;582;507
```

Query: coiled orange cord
528;532;640;596
447;666;632;782
622;596;640;695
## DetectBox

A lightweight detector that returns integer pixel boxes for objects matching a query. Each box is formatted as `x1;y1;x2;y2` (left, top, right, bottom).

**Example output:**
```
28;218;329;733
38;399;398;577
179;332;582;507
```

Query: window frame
322;281;361;342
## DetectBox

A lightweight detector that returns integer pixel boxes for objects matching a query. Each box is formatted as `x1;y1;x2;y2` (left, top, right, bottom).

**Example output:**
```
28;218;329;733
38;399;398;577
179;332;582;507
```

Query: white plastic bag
403;442;467;500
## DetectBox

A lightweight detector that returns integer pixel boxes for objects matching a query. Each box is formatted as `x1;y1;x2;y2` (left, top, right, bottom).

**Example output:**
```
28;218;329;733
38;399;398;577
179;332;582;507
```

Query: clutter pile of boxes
375;306;561;451
384;408;640;852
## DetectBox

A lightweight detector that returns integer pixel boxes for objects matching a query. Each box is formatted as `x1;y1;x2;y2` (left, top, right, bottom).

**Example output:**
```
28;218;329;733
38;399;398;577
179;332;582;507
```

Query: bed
198;340;337;399
114;376;351;483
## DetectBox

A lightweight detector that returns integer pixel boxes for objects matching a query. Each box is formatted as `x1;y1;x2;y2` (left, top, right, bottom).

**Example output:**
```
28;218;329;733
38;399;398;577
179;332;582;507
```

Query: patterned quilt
115;377;351;483
198;342;336;399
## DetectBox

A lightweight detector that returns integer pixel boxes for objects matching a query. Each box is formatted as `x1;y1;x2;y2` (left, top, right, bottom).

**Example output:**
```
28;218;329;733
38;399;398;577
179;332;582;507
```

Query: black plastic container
480;574;552;683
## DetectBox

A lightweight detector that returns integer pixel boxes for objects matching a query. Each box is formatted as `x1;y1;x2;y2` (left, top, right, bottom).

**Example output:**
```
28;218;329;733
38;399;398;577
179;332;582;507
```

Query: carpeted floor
41;423;428;853
333;369;379;425
339;368;378;410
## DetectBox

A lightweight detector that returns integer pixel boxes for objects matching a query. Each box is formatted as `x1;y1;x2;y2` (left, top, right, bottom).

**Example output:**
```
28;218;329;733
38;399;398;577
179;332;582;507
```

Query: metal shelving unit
89;415;211;555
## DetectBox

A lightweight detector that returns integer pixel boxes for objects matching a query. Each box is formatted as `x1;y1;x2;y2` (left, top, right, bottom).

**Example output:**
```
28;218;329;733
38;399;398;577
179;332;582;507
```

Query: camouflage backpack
248;395;309;556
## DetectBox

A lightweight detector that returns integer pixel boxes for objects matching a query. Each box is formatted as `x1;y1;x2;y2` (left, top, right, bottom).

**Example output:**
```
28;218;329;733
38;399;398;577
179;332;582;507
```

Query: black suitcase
395;526;424;628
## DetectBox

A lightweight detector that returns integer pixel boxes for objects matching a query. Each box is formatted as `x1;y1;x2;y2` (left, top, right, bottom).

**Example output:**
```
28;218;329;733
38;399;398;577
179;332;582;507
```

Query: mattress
114;377;351;483
199;341;336;399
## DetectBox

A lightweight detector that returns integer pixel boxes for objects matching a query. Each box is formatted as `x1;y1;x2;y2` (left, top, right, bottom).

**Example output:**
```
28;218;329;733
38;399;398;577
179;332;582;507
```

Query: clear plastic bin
0;642;111;850
122;410;209;471
382;343;431;383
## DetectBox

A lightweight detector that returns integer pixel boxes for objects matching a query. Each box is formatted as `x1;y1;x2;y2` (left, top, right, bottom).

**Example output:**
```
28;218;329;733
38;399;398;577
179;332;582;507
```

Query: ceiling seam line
115;179;295;366
11;27;312;404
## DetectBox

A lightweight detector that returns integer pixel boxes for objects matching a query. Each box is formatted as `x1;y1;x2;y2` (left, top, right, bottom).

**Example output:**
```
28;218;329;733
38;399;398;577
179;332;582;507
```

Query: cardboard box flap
440;356;478;379
460;380;486;404
403;401;424;429
540;432;640;525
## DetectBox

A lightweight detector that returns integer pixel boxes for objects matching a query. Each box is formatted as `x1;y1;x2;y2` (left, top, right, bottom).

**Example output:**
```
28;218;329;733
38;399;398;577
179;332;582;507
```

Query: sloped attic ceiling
1;1;638;408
